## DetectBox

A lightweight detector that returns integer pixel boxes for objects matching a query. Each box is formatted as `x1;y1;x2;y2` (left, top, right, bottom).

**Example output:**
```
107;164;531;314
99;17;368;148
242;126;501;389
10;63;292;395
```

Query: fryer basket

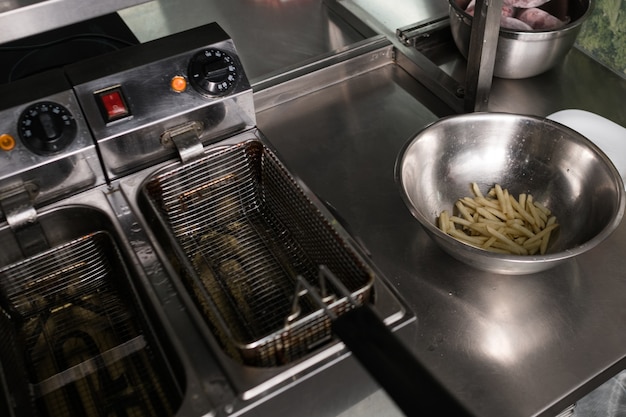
142;139;376;367
0;231;181;417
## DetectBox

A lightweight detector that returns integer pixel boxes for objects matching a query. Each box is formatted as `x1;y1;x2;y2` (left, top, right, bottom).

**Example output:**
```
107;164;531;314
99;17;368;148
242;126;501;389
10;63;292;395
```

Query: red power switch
96;87;130;122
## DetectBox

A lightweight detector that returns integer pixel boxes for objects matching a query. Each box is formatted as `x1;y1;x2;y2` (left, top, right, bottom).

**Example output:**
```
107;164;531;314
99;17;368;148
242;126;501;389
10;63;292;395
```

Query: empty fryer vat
0;208;183;417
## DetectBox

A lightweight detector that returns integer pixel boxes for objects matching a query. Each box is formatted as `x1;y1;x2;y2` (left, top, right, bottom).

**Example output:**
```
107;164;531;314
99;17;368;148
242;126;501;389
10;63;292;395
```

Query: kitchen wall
575;0;625;77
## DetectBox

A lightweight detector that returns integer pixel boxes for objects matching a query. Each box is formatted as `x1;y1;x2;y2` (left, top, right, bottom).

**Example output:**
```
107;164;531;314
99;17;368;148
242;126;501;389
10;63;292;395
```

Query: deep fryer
0;22;466;417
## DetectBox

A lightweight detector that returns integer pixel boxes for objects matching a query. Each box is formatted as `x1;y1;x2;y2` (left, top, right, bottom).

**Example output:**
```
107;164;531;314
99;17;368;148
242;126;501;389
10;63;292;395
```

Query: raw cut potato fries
437;183;559;255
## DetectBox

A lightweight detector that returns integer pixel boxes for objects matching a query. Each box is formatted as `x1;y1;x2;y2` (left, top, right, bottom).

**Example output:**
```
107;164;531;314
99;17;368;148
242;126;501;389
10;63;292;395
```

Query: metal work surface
118;0;625;124
119;0;364;84
327;0;626;125
254;44;626;417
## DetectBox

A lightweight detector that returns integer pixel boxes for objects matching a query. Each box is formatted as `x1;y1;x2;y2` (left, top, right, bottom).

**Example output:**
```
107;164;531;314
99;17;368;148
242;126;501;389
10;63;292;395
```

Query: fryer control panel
65;23;255;182
0;70;83;158
0;69;103;206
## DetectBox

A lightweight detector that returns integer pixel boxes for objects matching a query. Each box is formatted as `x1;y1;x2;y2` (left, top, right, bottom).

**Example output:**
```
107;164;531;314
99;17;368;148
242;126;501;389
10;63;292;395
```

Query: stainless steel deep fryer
141;139;376;367
0;23;417;416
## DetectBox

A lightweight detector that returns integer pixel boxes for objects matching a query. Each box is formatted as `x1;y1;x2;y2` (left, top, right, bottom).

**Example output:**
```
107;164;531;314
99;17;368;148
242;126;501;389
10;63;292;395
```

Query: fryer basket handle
333;305;475;417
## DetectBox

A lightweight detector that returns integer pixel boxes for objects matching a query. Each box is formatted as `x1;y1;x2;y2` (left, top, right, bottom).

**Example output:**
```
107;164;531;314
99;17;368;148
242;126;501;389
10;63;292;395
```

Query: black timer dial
18;101;77;155
188;48;239;96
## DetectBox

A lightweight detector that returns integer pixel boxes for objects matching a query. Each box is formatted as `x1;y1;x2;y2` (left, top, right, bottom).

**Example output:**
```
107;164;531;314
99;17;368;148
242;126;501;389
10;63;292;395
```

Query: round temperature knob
18;101;77;155
188;48;239;96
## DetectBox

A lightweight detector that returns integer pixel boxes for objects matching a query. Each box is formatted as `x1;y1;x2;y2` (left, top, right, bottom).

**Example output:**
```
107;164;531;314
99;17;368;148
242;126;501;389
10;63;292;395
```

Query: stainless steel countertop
120;0;625;125
119;0;364;84
254;40;626;417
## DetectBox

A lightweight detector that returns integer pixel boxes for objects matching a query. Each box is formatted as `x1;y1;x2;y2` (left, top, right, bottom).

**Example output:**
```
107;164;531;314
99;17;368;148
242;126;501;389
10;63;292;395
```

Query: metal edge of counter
252;34;459;120
252;35;392;112
0;0;152;44
323;0;465;114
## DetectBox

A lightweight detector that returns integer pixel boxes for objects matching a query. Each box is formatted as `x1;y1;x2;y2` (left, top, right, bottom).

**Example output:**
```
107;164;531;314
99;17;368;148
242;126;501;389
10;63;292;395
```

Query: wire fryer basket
142;139;376;367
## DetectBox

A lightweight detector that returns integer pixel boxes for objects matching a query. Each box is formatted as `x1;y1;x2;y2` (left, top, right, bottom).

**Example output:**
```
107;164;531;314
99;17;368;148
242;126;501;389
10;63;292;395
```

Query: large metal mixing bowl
395;112;625;274
448;0;593;79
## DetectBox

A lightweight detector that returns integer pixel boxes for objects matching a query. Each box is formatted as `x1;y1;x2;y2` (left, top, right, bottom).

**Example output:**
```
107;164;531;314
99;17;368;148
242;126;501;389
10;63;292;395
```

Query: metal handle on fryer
333;305;474;416
295;271;475;417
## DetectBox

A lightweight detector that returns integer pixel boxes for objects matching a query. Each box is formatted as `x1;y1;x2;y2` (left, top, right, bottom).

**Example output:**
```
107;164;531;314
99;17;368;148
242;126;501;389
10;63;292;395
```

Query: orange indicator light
170;76;187;92
0;134;15;151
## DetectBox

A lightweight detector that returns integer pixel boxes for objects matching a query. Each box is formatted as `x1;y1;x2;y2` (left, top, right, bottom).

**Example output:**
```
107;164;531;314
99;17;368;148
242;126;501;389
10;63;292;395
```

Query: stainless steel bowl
448;0;593;79
395;112;625;274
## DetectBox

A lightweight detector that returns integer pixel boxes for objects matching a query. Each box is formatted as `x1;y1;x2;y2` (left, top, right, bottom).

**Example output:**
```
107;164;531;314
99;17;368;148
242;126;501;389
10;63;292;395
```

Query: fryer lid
143;139;376;367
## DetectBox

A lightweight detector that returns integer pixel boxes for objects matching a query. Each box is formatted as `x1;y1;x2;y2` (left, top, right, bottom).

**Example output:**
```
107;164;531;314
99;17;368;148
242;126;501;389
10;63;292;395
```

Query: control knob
188;48;239;96
18;102;77;155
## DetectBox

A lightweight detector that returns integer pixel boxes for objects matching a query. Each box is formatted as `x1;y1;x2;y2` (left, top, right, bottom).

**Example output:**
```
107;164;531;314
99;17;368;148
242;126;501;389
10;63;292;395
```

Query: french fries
437;183;559;255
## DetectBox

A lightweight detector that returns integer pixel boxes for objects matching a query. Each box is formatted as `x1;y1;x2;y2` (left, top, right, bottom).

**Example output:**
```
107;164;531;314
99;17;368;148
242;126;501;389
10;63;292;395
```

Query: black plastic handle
332;306;476;416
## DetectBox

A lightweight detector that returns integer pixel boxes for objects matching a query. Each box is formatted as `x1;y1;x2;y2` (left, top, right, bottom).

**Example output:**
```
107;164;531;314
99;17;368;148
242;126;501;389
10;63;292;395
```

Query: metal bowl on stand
448;0;593;79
